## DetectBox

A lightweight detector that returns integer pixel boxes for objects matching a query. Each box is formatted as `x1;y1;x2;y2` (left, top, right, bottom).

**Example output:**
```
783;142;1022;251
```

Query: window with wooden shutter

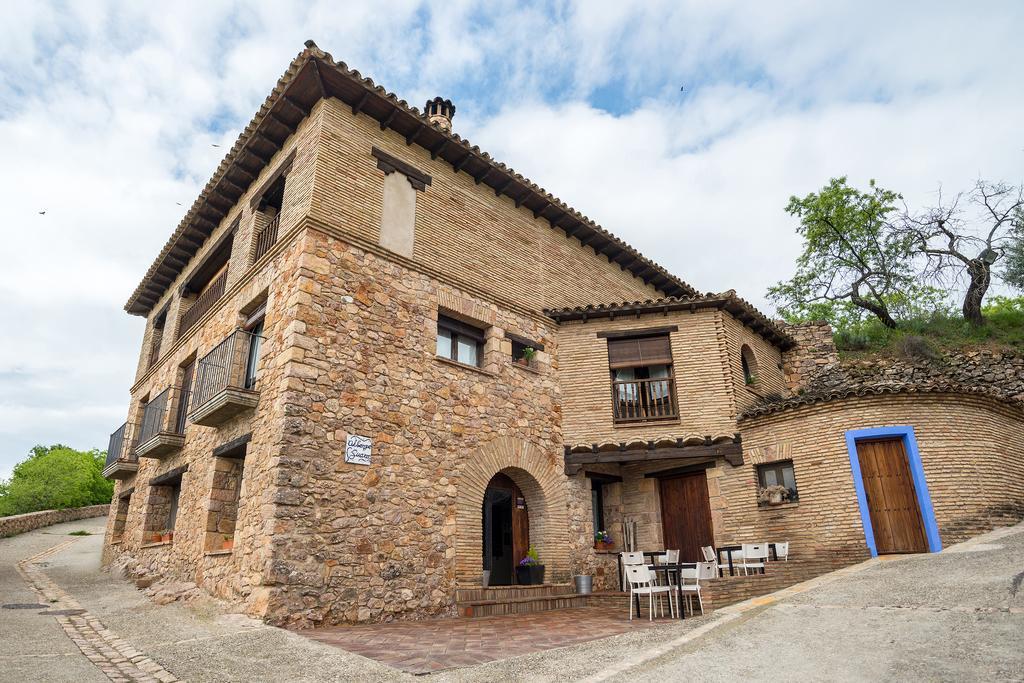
606;334;678;423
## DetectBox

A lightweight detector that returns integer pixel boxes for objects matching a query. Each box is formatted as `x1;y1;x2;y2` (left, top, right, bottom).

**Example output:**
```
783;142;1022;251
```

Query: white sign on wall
344;434;372;465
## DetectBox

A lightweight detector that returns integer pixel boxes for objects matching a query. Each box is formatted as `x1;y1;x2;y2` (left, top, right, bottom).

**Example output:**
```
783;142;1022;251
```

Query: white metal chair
653;549;680;586
621;551;646;591
701;545;727;576
740;543;769;575
677;566;704;615
774;541;790;562
625;564;675;621
697;560;718;581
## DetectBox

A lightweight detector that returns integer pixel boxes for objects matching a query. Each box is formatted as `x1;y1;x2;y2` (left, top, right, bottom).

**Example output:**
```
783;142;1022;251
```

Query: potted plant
594;530;614;550
221;534;234;551
758;485;790;506
516;346;537;366
161;529;173;543
516;545;545;585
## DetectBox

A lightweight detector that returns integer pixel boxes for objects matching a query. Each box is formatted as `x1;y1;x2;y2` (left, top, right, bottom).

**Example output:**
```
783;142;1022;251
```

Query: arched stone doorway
482;473;529;585
456;437;569;585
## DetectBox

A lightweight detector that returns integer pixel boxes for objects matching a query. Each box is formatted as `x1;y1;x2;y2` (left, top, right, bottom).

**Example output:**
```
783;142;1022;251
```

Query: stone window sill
434;355;495;377
204;549;233;557
140;540;173;549
510;361;542;374
758;501;799;511
109;538;123;546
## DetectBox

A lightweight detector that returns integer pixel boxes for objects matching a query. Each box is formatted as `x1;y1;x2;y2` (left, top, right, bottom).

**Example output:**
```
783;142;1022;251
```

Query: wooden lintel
563;442;743;468
351;91;370;115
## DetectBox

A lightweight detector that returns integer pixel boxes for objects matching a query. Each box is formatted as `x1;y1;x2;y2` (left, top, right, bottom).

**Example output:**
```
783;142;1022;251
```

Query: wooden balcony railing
105;422;134;469
177;270;228;339
252;212;281;262
611;377;679;423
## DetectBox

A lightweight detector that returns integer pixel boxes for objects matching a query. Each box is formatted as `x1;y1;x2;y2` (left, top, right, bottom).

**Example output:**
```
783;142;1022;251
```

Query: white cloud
0;1;1021;479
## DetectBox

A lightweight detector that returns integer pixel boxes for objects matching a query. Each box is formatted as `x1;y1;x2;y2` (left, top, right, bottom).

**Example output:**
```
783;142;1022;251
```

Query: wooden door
659;471;714;562
857;439;927;554
482;474;530;585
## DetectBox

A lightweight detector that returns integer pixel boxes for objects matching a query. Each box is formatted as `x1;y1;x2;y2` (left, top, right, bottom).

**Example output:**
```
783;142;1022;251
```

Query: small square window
756;460;798;505
436;314;485;367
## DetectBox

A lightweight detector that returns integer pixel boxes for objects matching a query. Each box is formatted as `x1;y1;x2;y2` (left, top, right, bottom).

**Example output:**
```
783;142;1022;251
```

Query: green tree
769;177;916;329
1004;211;1024;290
0;445;113;517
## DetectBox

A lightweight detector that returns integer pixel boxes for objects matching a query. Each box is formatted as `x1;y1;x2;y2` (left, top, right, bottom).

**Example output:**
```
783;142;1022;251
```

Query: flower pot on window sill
221;538;234;551
768;492;784;505
595;541;614;551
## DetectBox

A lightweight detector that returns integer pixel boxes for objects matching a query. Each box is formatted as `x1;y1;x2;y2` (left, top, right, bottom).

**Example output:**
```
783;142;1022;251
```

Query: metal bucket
574;574;593;595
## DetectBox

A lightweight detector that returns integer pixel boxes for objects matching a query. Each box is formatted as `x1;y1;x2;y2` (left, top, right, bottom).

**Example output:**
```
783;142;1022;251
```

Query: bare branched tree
899;180;1024;325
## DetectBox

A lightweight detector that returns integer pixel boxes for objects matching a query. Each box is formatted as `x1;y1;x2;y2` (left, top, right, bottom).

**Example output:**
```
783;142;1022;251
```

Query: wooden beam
379;109;398;131
231;166;256;184
351;91;370;115
430;139;449;160
493;178;513;197
564;442;743;469
253;130;280;150
267;109;292;130
310;59;327;99
405;123;424;146
515;189;532;208
474;168;492;186
220;177;247;196
452;152;473;173
282;96;309;116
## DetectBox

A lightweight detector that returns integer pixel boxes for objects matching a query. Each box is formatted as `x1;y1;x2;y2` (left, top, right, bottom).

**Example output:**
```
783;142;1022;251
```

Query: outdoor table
627;562;696;620
716;543;779;577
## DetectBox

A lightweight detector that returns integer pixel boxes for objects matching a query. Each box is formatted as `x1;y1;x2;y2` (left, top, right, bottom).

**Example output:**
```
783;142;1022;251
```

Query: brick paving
17;538;180;683
301;606;671;674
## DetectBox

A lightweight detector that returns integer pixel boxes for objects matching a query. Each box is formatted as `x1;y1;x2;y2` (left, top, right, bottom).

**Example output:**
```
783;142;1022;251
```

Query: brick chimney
424;97;456;132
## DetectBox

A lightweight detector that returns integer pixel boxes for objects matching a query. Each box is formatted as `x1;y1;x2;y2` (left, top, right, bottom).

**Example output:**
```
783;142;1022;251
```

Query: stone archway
456;437;569;584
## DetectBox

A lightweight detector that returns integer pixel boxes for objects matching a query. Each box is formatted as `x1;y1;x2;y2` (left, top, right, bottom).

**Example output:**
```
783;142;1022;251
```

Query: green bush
0;445;113;517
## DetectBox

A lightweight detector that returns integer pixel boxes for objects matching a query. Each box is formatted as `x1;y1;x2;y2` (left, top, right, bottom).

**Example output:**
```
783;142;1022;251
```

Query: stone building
101;42;1024;627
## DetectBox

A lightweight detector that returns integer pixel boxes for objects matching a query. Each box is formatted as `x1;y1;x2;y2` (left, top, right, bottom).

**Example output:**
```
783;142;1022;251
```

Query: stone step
454;583;575;603
457;592;593;618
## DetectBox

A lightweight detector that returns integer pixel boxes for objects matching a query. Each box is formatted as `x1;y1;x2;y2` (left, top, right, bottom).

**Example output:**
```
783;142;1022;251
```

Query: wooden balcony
102;422;139;480
611;376;679;423
134;387;187;459
189;329;261;427
177;270;227;340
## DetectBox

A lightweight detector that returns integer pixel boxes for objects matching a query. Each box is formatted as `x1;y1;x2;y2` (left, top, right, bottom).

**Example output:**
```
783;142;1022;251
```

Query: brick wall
736;393;1024;551
0;504;110;538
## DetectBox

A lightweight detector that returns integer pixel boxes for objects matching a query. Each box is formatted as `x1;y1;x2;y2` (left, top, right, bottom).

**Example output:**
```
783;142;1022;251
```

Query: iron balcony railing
105;422;136;468
190;329;262;414
136;386;185;446
611;377;679;423
252;212;281;262
177;270;228;339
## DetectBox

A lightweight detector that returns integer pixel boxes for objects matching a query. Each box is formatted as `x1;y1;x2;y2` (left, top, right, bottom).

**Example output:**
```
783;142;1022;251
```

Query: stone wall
0;504;110;538
258;228;580;627
780;321;840;392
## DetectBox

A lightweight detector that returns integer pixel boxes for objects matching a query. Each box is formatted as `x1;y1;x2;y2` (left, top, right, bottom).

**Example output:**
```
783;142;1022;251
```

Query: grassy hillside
833;296;1024;360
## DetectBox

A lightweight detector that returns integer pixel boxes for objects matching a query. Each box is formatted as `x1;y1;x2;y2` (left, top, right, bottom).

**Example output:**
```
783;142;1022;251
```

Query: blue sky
0;0;1022;479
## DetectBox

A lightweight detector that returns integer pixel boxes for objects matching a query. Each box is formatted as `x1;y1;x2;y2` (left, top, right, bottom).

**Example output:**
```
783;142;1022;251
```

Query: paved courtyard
303;606;668;674
2;518;1023;681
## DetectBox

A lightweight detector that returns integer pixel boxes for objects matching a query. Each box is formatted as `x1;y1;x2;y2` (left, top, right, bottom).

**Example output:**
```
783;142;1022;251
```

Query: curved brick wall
736;392;1024;553
0;504;110;538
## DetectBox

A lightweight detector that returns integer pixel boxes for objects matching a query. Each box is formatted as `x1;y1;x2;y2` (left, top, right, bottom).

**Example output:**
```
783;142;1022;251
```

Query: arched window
740;344;759;385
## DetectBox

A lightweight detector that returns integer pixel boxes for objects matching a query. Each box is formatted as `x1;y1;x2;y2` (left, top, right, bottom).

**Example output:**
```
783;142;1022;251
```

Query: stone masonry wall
736;393;1024;551
259;228;582;627
0;504;110;538
780;321;840;393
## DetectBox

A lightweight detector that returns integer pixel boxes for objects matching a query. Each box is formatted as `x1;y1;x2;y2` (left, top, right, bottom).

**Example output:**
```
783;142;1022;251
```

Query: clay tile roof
543;289;794;349
738;382;1024;421
125;41;698;316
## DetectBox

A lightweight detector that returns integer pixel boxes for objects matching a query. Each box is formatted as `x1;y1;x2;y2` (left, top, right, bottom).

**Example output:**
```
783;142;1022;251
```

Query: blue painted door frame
844;426;942;556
